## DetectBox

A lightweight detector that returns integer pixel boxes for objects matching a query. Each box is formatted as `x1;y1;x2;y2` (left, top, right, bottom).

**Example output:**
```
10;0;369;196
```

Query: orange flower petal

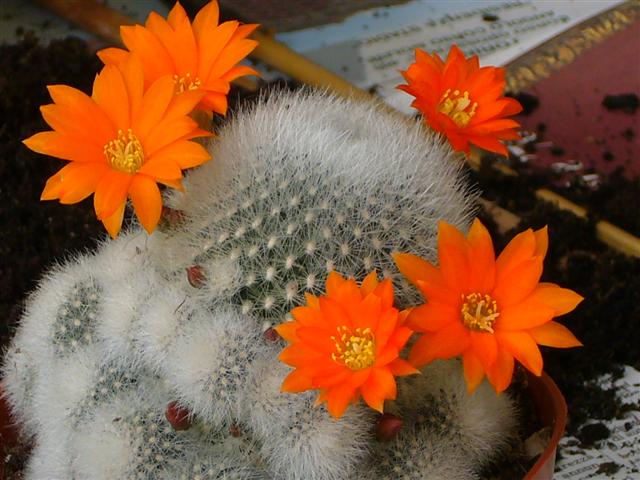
405;301;458;333
388;358;420;376
192;0;220;39
274;322;299;342
296;327;337;354
156;177;184;191
92;64;130;130
387;326;414;351
120;24;174;83
527;283;584;316
96;47;129;66
166;1;189;28
208;39;259;80
373;308;399;350
143;116;200;156
290;305;322;328
437;221;470;291
360;270;379;297
149;140;211;170
40;104;104;144
279;343;322;367
40;170;64;201
534;226;549;259
393;252;440;287
57;162;109;204
93;169;133;220
318;297;351;330
466;218;496;292
492;256;543;307
362;368;397;407
129;174;162;234
408;321;470;367
101;200;126;239
486;347;514;393
495;228;536;278
221;65;259;82
132;75;176;140
462;351;485;394
529;321;582;348
23;132;105;164
197;21;239;80
281;369;314;393
375;345;400;367
138;156;182;180
199;92;228;115
496;300;555;331
470;331;497;369
119;55;145;122
325;383;357;419
46;85;115;141
352;293;383;332
373;279;394;309
496;331;543;376
313;369;352;389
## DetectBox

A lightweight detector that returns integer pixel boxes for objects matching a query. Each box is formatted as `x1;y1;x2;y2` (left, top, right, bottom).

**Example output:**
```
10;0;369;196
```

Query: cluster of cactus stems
3;90;516;479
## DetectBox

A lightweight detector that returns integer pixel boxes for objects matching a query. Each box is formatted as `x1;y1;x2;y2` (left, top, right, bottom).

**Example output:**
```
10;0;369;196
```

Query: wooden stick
36;0;640;257
536;189;640;258
250;31;371;100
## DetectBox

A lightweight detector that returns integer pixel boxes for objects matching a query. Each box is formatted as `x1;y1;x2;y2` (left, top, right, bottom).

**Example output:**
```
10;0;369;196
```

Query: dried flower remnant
394;219;583;393
276;271;418;419
398;45;522;156
98;0;259;115
23;56;211;237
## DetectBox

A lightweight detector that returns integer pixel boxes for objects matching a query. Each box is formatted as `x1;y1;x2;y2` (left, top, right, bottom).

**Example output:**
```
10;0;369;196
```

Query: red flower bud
186;265;206;288
161;207;186;227
165;401;191;431
376;413;403;441
263;327;280;342
229;424;242;437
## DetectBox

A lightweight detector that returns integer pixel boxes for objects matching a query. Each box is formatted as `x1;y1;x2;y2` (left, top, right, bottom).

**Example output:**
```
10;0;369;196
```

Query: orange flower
275;271;418;419
394;219;583;394
398;45;522;156
23;56;211;238
98;1;258;115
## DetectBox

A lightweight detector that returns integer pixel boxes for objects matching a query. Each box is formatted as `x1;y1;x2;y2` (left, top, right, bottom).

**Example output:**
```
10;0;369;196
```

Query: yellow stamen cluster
461;292;500;333
173;73;202;94
331;326;376;370
104;129;144;174
438;89;478;128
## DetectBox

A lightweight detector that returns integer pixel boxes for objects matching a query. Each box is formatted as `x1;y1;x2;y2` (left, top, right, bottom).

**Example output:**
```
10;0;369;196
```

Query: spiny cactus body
3;90;516;479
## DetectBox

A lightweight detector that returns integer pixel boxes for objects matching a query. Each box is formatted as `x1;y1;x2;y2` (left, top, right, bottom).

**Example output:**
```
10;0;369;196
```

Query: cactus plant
3;89;517;479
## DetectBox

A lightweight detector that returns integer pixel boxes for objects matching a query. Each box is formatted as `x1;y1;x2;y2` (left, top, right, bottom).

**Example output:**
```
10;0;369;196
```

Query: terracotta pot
523;371;568;480
0;372;566;479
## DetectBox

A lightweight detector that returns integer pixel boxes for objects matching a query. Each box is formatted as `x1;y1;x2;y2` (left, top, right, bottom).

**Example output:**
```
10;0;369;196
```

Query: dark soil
1;34;639;479
0;34;104;346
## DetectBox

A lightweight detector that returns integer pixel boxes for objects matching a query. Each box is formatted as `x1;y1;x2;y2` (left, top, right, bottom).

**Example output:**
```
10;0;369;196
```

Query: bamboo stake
36;0;640;258
250;31;371;100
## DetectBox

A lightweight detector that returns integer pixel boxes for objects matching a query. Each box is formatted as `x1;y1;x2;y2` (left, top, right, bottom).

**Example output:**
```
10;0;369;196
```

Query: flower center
173;73;202;94
104;129;144;174
331;326;376;370
438;89;478;128
461;293;500;333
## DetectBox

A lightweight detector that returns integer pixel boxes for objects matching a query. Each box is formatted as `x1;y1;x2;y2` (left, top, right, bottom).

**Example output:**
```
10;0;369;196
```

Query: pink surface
515;20;640;177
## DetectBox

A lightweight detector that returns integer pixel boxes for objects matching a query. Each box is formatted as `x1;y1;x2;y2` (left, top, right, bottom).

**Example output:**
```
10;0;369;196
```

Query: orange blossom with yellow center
23;56;211;238
394;219;583;394
276;271;418;419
